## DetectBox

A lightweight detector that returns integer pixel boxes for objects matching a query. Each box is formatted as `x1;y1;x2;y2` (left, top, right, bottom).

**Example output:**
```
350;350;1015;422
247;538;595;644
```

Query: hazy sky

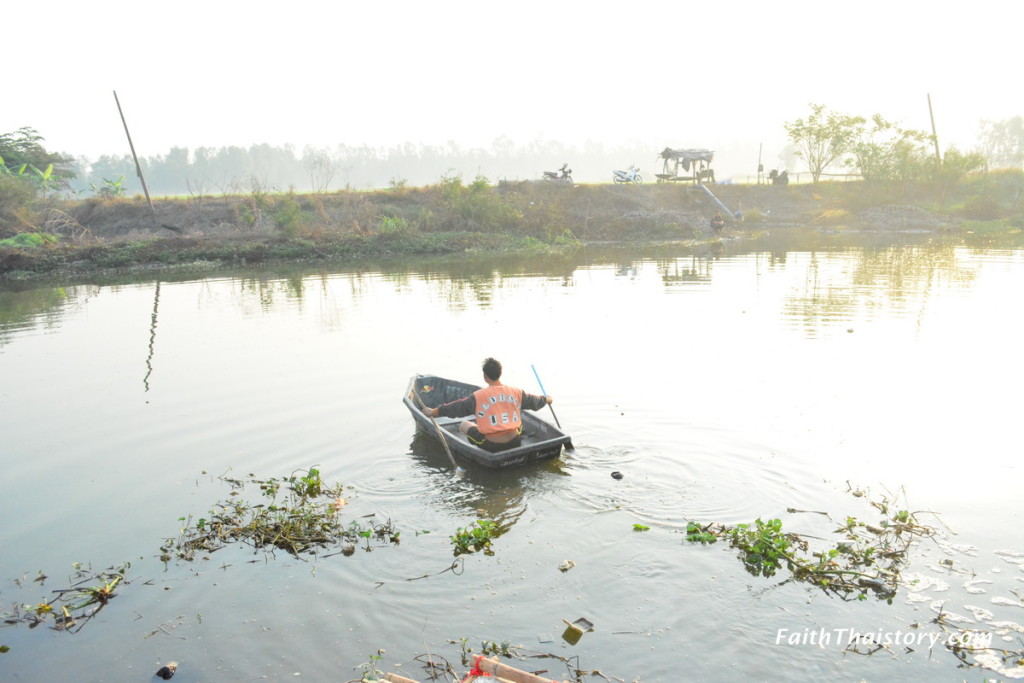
6;0;1021;178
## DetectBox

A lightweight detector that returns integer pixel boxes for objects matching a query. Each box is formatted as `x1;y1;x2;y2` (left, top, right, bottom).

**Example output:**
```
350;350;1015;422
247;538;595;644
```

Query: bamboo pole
472;656;569;683
113;90;155;214
927;93;941;165
383;674;420;683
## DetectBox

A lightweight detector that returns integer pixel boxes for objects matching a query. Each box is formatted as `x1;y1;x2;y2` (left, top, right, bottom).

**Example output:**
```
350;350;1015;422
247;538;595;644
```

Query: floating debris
155;661;178;679
1;563;130;634
684;489;938;602
160;467;398;563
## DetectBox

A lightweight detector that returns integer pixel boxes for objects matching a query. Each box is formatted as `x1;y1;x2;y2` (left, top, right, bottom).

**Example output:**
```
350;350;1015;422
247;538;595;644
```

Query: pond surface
1;233;1023;682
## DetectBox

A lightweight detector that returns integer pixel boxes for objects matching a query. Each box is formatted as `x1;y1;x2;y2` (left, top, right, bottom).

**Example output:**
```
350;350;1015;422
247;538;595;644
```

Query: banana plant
89;175;126;198
28;163;58;193
0;156;29;177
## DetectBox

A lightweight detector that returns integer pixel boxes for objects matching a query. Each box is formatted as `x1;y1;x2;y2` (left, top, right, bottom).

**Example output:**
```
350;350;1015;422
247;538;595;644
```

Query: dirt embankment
24;182;965;243
2;178;1017;278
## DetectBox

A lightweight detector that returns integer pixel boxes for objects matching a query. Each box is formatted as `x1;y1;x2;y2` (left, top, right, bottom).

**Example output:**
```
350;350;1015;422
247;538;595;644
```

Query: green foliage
785;104;866;183
685;522;717;544
161;468;398;561
288;466;323;498
273;192;303;236
89;176;126;198
959;196;1005;220
357;649;387;682
451;519;498;555
552;228;580;246
685;489;937;602
0;156;19;176
0;232;57;248
632;523;650;532
960;218;1015;233
0;173;39;233
0;127;75;193
934;148;987;189
728;518;792;578
1;562;130;633
741;207;764;223
377;215;411;235
456;637;516;663
850;114;934;183
436;172;520;232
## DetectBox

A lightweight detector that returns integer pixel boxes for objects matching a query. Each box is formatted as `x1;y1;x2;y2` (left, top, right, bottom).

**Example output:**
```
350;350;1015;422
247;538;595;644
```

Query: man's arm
427;395;476;419
521;391;551;412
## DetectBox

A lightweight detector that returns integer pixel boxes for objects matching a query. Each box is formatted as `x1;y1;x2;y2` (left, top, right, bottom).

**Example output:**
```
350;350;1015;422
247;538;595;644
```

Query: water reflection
406;429;569;530
2;235;1024;683
782;245;980;335
0;286;70;346
143;281;160;391
1;236;1011;336
657;256;712;285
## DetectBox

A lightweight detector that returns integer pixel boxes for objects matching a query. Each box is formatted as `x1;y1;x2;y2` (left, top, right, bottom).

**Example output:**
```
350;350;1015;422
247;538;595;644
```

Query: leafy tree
0;127;75;192
933;147;986;188
850;115;933;183
979;116;1024;169
784;104;865;182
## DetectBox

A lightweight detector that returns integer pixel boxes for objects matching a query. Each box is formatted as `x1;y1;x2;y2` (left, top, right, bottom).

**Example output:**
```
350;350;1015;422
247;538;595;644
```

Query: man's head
482;357;502;382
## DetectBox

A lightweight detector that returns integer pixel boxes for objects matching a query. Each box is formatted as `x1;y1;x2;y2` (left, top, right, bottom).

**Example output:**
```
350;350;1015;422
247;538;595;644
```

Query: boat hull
404;374;569;469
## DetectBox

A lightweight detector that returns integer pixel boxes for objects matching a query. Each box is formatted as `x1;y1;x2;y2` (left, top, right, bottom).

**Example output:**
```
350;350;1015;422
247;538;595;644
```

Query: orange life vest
473;384;523;436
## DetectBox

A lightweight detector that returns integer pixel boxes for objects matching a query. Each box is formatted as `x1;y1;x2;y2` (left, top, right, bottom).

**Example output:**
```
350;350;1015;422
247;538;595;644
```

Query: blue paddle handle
531;364;547;396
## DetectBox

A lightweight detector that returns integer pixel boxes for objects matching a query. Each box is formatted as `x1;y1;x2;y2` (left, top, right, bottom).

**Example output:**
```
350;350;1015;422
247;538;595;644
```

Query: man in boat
424;357;553;453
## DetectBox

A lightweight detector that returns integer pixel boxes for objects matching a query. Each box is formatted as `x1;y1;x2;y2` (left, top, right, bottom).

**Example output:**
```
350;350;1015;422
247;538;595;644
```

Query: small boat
403;374;571;469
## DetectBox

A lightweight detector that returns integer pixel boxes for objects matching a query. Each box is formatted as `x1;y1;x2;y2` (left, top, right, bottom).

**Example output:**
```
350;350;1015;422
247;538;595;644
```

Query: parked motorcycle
612;164;642;184
543;163;573;183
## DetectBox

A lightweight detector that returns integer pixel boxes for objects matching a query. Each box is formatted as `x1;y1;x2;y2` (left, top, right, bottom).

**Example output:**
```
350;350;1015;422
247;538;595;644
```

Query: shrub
0;175;38;235
0;232;57;248
376;215;411;235
742;207;763;223
273;193;303;236
436;173;520;232
957;194;1003;220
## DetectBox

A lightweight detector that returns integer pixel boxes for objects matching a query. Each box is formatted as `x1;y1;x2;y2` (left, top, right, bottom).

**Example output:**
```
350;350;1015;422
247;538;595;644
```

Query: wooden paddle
412;387;465;477
531;365;574;452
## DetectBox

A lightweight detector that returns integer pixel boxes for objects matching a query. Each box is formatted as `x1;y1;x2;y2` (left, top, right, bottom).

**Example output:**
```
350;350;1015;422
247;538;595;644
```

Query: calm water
1;234;1022;682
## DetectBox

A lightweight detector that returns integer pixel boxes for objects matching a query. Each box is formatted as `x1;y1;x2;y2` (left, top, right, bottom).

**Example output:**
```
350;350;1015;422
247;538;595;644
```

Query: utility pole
927;93;942;165
113;90;155;214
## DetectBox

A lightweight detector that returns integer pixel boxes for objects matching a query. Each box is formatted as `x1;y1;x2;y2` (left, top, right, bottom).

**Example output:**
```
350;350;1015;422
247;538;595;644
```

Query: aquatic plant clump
685;489;937;602
160;468;399;562
1;562;130;634
450;520;498;556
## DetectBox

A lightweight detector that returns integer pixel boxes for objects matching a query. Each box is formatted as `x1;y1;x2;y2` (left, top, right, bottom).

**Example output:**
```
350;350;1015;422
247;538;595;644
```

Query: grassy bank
2;171;1022;280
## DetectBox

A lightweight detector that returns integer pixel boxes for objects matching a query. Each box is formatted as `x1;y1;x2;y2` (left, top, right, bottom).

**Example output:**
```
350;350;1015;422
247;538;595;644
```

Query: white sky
5;0;1021;177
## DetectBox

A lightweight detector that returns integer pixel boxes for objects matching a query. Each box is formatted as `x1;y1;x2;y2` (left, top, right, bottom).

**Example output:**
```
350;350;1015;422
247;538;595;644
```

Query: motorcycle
543;163;573;183
612;164;642;184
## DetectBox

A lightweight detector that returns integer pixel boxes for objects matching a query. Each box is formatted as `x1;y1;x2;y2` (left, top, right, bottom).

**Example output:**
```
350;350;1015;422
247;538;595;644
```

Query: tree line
2;109;1023;203
69;138;672;198
782;104;1022;186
